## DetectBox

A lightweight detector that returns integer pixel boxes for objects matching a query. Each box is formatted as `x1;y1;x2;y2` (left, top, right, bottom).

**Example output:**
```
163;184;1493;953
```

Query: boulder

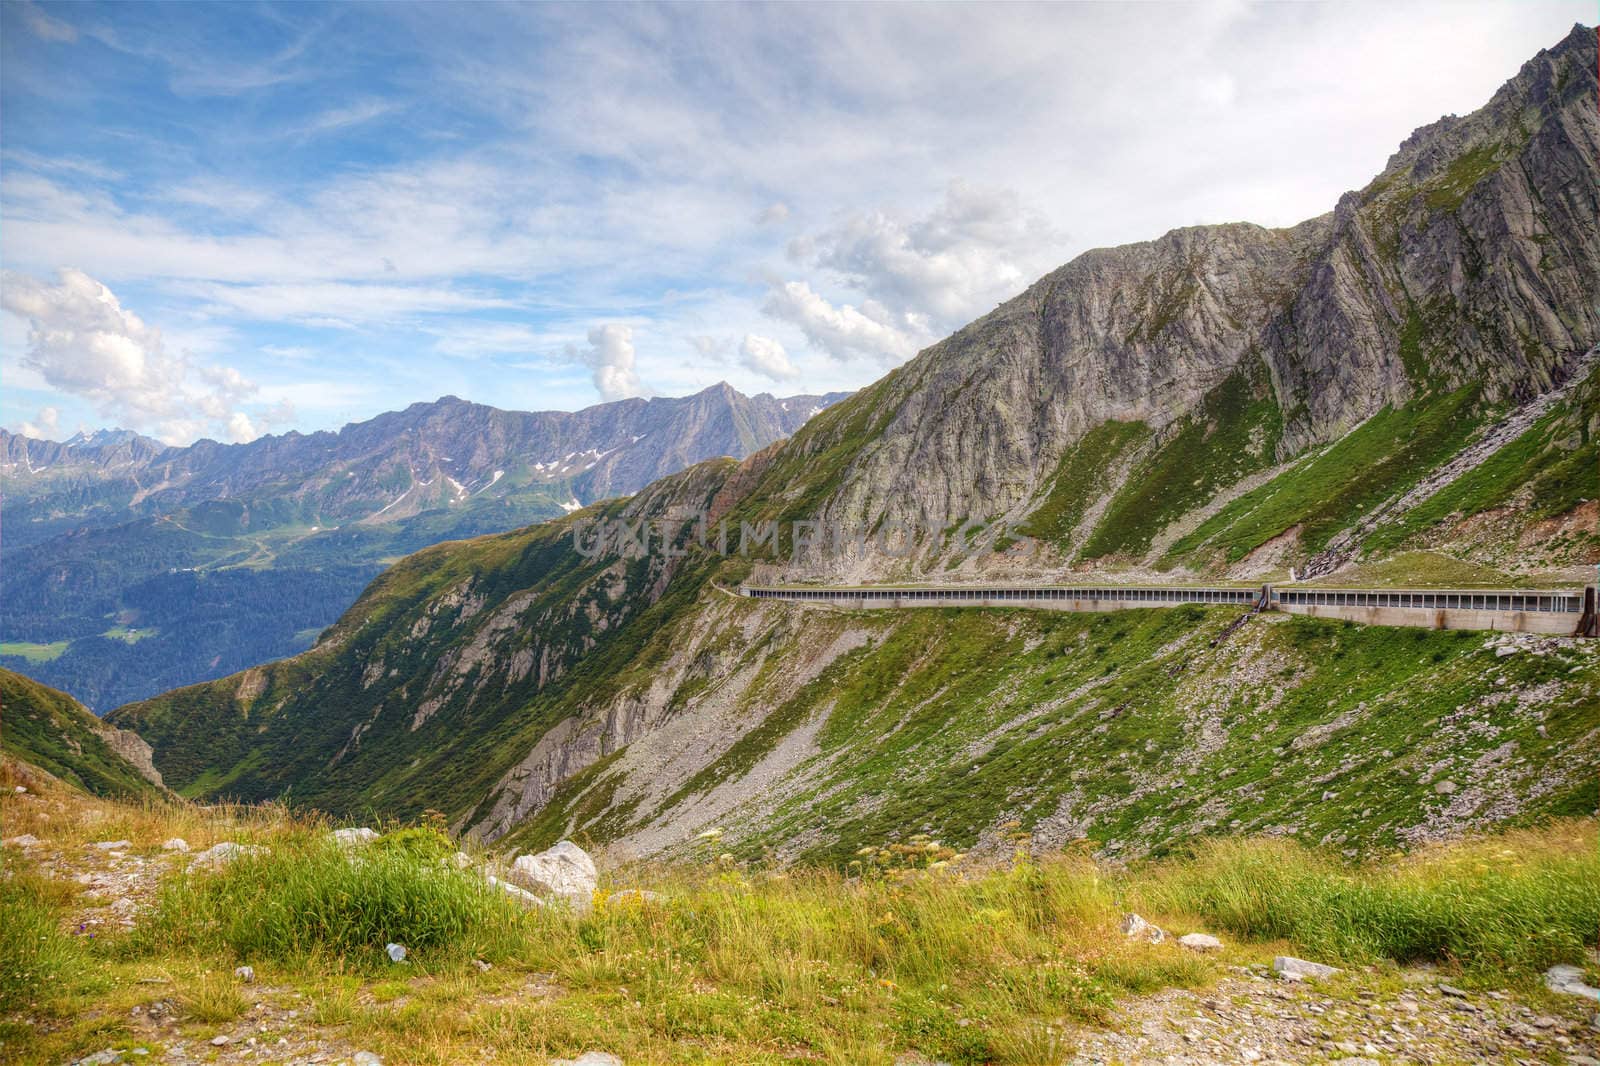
509;840;598;912
1119;913;1167;943
3;834;41;848
486;874;547;909
234;965;256;983
1179;932;1223;953
187;842;269;873
330;827;380;849
1273;955;1341;981
162;837;190;852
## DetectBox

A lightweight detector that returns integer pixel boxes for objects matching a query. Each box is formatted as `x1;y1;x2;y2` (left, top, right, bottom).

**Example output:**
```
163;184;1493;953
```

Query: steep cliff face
774;24;1599;572
111;27;1600;860
1268;23;1600;454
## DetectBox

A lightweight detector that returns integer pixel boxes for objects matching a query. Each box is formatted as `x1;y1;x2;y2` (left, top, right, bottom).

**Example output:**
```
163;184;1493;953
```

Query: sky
0;1;1591;445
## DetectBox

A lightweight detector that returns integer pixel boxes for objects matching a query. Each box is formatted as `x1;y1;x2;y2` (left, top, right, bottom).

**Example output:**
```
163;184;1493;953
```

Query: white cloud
738;333;799;381
569;324;645;402
809;180;1061;323
763;280;929;365
756;202;790;225
20;405;60;439
0;269;275;444
762;181;1062;365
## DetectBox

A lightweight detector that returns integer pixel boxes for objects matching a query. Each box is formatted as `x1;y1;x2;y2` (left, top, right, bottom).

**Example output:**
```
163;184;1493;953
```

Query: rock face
509;840;599;913
790;23;1599;571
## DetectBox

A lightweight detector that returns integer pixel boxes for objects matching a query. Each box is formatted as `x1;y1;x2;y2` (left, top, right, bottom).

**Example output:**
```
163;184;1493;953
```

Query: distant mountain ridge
2;383;846;548
1;383;848;708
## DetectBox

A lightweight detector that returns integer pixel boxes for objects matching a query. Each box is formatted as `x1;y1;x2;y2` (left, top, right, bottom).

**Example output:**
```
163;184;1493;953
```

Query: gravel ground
1068;964;1600;1065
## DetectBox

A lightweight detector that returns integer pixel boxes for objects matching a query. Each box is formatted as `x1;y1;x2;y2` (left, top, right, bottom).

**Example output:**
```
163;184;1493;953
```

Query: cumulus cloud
814;181;1061;322
569;324;645;402
0;268;275;444
738;333;799;381
764;181;1062;365
20;406;60;439
763;280;929;365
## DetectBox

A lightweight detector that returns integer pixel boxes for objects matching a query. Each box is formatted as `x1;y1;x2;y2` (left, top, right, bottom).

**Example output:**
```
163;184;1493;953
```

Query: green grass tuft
135;835;524;966
1136;826;1600;979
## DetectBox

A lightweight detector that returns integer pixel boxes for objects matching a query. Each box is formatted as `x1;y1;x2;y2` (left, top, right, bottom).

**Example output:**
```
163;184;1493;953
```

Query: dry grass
3;759;1597;1065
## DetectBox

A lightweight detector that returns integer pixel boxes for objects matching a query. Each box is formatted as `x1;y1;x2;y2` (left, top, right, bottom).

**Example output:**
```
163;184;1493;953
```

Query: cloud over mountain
0;269;274;444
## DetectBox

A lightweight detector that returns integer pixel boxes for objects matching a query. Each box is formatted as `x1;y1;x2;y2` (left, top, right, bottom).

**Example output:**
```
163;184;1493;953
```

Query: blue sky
1;1;1590;444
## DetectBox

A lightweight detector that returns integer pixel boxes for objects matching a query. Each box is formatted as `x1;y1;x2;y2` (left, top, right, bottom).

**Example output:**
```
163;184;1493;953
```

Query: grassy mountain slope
110;26;1600;861
0;668;165;799
504;600;1599;864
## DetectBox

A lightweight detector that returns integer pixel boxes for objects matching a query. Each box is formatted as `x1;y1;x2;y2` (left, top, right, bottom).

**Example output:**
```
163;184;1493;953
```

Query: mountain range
81;26;1600;863
1;384;847;709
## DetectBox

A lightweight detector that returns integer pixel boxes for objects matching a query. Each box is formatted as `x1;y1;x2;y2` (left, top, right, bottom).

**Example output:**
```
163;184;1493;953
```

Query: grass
3;765;1597;1065
1079;363;1283;561
101;626;157;645
1136;826;1600;979
0;864;86;1013
1017;421;1150;550
1169;385;1484;563
135;828;525;965
0;641;69;664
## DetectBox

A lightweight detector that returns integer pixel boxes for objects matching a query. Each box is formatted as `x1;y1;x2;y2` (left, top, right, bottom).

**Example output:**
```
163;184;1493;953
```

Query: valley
1;386;845;710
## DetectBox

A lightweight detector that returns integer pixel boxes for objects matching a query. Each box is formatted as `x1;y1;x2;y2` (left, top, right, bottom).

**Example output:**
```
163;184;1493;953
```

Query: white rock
331;827;380;849
1433;779;1458;795
551;1054;624;1066
1546;963;1600;1002
1178;932;1222;953
1119;913;1167;943
486;874;547;909
211;1035;231;1046
1494;646;1518;657
234;965;255;983
187;842;269;873
385;942;408;963
3;834;41;848
353;1052;383;1066
509;840;598;913
162;837;190;852
93;839;132;850
1274;955;1341;980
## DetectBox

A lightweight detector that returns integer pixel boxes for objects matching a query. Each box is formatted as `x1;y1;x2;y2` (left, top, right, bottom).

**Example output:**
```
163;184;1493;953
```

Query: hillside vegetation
3;764;1597;1065
0;669;164;800
104;25;1600;870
